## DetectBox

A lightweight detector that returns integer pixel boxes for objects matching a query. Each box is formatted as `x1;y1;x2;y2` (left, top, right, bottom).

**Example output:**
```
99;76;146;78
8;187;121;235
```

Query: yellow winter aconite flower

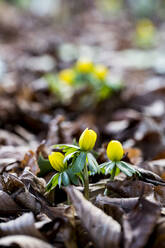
94;64;108;80
58;69;75;85
107;140;124;161
136;19;155;42
79;128;97;151
49;152;66;172
76;58;93;73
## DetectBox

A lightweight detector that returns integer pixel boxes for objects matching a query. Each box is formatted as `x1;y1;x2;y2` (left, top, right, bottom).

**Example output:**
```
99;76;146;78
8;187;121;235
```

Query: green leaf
71;152;86;173
77;172;85;185
58;173;62;188
115;167;120;176
99;161;112;169
87;152;99;174
46;173;59;192
65;147;79;156
120;161;136;173
62;171;70;186
53;144;80;150
37;153;54;177
105;162;115;175
116;161;133;177
63;151;79;164
100;167;106;174
67;168;79;185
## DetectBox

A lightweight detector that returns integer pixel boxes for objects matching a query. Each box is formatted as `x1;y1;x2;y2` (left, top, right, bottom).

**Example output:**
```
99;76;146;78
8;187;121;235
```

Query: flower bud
59;69;75;84
76;58;93;73
136;19;155;46
94;65;108;80
107;140;124;161
49;152;66;172
79;128;97;151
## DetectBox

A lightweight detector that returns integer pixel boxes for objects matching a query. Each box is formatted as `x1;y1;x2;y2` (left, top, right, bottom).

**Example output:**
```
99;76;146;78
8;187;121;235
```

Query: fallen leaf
96;195;139;213
107;178;153;198
0;190;21;215
65;186;121;248
0;235;53;248
123;198;160;248
0;212;44;239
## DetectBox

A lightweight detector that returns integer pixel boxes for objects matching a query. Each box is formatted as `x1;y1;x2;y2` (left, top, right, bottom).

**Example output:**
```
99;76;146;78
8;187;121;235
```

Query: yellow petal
58;69;75;85
48;152;65;172
79;128;97;151
107;140;124;161
76;58;93;73
94;65;108;80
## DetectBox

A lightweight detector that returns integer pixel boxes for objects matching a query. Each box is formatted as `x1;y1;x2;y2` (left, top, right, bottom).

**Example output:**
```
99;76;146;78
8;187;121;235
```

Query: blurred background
1;0;165;163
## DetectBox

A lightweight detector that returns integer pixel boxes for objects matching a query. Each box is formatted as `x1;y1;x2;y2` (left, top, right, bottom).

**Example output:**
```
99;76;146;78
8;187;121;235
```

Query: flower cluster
59;58;109;86
46;58;122;105
40;128;140;199
46;128;98;197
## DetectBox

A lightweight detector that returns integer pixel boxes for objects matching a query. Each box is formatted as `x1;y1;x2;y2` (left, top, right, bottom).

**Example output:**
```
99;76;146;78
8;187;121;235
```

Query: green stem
84;162;89;200
110;165;116;181
67;194;70;205
104;164;116;196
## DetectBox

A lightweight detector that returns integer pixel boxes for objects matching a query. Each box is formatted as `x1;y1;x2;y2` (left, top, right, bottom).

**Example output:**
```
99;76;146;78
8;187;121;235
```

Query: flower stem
110;165;116;181
84;162;89;200
67;195;70;205
104;164;116;196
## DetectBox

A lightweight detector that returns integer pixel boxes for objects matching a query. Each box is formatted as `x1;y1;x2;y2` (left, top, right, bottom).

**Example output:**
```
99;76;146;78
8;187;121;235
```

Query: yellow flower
107;140;124;161
94;64;108;80
136;19;155;43
49;152;66;172
79;128;97;151
76;58;93;73
58;69;75;85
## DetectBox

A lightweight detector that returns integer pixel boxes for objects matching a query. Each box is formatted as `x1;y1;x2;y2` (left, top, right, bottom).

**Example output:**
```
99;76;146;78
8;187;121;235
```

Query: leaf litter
1;1;165;248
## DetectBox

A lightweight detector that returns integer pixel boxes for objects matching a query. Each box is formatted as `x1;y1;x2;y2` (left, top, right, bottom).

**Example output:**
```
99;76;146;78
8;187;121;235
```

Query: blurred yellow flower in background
59;69;75;85
136;18;155;46
94;64;108;80
76;58;94;73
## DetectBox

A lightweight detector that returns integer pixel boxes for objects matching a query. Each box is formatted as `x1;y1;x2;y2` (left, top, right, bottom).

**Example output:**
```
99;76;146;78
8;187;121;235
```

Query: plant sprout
100;140;140;194
46;128;99;200
46;58;123;105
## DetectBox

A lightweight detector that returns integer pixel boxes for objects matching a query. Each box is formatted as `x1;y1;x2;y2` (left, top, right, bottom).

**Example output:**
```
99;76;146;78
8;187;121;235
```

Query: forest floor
0;2;165;248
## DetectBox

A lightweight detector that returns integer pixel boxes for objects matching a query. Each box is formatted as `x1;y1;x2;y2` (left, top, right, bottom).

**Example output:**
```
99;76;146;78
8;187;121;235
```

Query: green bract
100;140;141;181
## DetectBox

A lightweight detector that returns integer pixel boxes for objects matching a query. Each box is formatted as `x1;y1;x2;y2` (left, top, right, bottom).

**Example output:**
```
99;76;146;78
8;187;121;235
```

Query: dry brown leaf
65;186;121;248
21;150;40;175
0;190;21;215
0;235;53;248
152;217;165;248
123;198;160;248
20;168;46;194
124;147;142;165
96;195;139;214
136;167;165;186
107;178;153;198
0;212;44;239
0;173;42;214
